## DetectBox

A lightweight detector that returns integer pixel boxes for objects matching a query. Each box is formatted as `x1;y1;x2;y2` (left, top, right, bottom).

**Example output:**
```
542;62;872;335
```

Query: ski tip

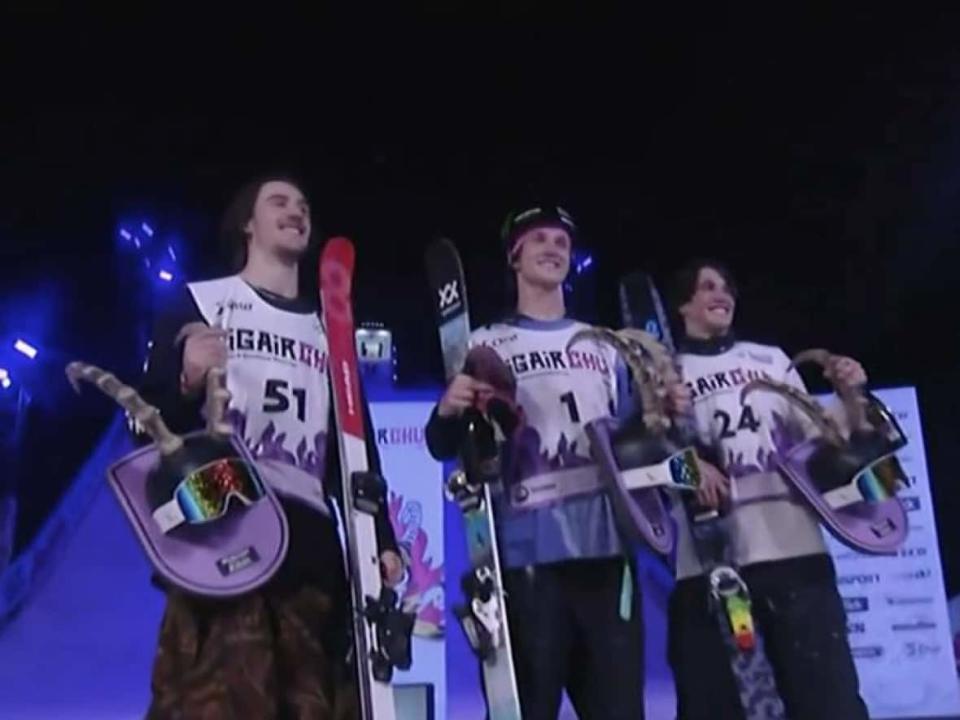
424;237;464;282
426;236;456;256
318;237;356;292
322;236;355;260
320;236;355;267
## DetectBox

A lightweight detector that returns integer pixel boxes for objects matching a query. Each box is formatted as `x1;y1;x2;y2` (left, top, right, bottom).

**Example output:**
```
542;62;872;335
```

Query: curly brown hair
218;174;309;271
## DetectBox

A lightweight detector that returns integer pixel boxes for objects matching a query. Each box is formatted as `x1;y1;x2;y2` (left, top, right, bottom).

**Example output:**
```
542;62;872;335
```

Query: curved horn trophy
566;326;689;554
738;348;908;553
65;360;290;597
66;361;184;454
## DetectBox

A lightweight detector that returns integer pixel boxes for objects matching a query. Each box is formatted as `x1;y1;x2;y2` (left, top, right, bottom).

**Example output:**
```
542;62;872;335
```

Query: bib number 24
715;404;760;439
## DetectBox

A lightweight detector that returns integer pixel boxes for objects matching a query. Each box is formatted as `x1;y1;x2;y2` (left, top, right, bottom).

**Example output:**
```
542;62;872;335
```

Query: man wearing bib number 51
135;175;403;719
425;205;690;719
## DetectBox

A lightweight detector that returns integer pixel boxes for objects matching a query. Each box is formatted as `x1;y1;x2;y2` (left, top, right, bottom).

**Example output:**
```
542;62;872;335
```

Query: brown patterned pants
147;584;359;720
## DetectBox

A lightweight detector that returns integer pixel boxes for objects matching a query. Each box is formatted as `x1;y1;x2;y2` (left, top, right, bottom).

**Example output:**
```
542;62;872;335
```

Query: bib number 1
560;391;581;423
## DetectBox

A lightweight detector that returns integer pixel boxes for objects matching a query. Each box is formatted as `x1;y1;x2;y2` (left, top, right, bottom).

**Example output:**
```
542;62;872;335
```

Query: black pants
486;555;645;720
667;553;869;720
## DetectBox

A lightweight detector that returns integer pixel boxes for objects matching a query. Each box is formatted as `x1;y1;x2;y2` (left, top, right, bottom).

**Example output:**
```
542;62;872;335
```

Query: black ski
320;237;414;720
425;238;522;720
620;270;786;720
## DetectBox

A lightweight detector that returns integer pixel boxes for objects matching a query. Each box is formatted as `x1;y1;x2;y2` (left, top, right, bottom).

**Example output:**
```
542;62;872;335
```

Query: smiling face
510;224;572;291
679;265;737;338
244;180;311;263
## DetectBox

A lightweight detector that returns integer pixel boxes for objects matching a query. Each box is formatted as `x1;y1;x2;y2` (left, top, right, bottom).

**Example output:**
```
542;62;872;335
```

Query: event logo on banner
370;408;445;637
370;399;447;719
389;489;444;636
819;387;960;718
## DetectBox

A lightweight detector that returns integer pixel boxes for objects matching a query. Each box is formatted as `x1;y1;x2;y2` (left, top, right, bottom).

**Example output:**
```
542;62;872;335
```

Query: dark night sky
1;6;958;588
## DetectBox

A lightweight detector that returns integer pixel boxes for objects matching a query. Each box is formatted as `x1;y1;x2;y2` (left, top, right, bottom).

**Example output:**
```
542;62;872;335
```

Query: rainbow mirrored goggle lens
152;457;267;533
667;447;702;490
175;457;266;523
855;453;908;503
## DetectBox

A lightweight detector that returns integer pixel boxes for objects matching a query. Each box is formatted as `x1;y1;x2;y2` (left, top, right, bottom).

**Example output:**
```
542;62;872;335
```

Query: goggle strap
821;452;906;509
620;447;700;491
152;497;187;533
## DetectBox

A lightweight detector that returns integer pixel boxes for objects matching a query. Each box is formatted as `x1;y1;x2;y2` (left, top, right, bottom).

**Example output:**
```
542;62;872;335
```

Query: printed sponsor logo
844;597;870;613
216;299;254;312
688;367;772;401
884;596;934;607
438;280;461;314
505;348;610;376
216;546;260;576
891;619;937;632
847;621;866;635
898;546;928;558
838;573;880;586
342;361;356;418
902;496;921;512
903;641;941;659
894;568;933;582
228;327;328;372
375;426;426;447
485;333;519;348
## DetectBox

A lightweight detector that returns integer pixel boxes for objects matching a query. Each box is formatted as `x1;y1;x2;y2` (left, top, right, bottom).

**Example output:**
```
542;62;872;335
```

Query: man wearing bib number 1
666;259;871;720
425;205;691;719
135;175;404;719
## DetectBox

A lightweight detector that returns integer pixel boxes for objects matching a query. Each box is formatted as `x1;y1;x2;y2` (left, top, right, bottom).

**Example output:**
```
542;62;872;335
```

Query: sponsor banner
820;387;960;717
370;400;446;720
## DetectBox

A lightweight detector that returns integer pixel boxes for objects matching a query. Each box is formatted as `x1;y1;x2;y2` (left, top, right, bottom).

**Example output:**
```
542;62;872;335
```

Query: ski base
321;237;413;720
449;474;522;720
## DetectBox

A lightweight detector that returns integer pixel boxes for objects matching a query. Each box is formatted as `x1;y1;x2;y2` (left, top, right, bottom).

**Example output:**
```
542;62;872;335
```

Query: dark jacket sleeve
362;389;399;555
322;379;399;556
134;284;206;444
424;404;464;461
